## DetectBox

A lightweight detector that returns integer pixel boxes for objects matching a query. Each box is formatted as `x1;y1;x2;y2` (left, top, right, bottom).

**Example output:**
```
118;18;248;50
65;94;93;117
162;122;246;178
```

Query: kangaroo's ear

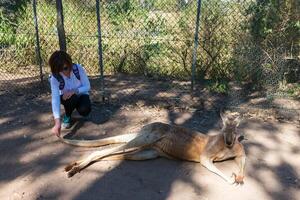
220;110;228;126
234;116;242;127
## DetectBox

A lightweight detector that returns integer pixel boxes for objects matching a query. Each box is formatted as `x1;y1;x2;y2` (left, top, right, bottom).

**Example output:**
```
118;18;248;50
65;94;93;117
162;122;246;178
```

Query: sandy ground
0;75;299;200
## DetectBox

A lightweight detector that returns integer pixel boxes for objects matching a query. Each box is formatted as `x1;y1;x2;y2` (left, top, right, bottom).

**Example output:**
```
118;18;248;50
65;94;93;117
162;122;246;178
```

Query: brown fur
61;112;246;184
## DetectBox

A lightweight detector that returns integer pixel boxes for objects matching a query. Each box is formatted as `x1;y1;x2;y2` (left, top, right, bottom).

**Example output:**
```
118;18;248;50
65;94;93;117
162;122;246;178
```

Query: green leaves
0;10;17;46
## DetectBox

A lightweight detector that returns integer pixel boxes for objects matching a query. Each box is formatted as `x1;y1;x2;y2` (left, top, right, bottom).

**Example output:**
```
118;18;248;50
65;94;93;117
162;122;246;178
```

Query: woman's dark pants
60;94;91;117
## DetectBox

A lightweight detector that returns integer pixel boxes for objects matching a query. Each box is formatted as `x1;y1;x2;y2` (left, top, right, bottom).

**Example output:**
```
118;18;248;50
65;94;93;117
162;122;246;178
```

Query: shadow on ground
0;75;299;200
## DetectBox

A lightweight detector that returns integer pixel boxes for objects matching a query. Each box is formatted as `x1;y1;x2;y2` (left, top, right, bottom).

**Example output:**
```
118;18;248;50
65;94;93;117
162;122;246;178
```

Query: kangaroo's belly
154;132;207;162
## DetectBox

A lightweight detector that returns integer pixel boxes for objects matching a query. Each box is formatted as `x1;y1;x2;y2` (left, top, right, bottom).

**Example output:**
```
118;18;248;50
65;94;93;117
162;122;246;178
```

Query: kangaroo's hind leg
66;148;158;177
66;145;138;177
102;148;160;161
65;132;162;177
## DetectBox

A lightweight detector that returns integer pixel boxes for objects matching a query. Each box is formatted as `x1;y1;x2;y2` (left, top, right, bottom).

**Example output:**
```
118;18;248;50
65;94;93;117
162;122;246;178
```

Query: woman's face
61;64;71;76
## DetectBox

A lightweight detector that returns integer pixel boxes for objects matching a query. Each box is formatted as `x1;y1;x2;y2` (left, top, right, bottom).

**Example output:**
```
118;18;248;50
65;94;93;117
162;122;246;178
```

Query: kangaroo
60;112;246;184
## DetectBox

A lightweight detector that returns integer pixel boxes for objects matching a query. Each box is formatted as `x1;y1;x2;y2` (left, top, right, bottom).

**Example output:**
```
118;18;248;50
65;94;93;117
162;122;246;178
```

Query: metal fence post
96;0;104;92
191;0;202;91
32;0;43;82
56;0;67;51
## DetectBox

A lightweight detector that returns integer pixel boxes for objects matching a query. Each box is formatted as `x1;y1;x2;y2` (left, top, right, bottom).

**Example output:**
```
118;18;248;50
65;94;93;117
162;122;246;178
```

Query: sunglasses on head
62;66;69;71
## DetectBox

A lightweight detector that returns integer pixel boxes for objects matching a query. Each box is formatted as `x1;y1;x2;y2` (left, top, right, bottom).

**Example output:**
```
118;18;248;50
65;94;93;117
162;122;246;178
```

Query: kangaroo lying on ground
59;112;246;184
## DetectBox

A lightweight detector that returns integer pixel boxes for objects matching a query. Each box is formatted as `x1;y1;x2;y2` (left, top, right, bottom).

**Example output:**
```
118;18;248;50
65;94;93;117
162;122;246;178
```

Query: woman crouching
49;50;91;136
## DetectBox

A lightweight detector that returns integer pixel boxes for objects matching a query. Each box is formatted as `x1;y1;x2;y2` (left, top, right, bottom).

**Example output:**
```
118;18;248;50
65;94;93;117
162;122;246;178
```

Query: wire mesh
0;0;299;109
100;0;198;78
0;1;39;92
63;0;99;75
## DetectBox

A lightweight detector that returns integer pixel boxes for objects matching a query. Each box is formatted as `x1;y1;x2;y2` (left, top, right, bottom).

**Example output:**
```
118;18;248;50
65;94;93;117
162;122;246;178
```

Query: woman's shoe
62;115;72;129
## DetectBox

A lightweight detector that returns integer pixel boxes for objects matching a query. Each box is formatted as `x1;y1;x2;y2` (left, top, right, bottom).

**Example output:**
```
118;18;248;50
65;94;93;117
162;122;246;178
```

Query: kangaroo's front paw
232;173;244;185
235;174;244;184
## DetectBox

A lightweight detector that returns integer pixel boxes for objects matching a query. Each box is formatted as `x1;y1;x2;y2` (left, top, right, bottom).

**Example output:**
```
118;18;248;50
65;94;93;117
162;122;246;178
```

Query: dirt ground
0;75;299;200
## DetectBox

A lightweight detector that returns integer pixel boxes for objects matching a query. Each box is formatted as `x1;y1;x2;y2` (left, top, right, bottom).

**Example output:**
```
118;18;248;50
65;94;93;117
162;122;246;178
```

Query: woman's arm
50;76;62;136
50;76;61;119
77;64;91;94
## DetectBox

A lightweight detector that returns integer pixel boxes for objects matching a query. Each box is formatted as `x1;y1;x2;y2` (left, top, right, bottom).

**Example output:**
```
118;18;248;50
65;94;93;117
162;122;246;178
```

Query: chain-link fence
0;1;37;92
100;0;198;78
0;0;299;115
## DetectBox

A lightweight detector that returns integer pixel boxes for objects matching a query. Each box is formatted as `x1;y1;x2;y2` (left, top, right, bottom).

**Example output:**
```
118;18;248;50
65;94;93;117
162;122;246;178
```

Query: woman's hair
48;50;73;75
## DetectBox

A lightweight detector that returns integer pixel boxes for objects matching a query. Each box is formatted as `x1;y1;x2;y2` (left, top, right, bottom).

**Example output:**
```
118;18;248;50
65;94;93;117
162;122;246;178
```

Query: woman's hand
52;118;61;137
62;90;75;100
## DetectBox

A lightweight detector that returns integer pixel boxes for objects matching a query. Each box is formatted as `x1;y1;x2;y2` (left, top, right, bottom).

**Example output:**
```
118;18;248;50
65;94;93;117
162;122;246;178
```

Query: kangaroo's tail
58;133;138;147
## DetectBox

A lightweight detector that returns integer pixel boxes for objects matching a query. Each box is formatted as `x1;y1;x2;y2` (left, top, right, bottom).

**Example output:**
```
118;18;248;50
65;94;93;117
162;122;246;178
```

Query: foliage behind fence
0;0;299;97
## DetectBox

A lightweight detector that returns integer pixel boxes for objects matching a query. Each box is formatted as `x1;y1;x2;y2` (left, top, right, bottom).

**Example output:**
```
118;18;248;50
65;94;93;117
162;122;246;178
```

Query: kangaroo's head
220;111;241;148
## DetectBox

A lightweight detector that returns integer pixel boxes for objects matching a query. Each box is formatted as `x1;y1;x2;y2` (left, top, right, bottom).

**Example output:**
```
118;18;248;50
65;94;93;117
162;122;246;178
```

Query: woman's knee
77;95;91;116
77;105;91;116
61;94;78;105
